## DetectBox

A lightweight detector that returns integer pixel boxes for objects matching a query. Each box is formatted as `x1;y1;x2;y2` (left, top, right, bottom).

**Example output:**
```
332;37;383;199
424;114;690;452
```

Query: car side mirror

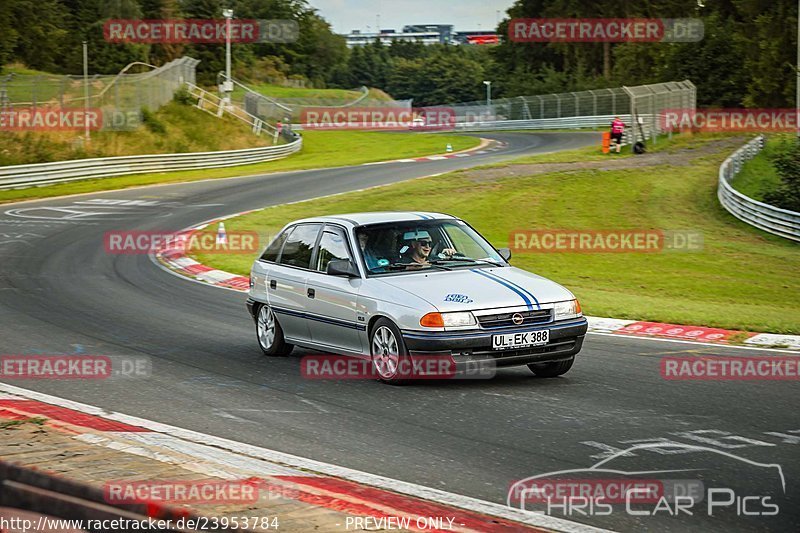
327;259;359;278
497;247;512;261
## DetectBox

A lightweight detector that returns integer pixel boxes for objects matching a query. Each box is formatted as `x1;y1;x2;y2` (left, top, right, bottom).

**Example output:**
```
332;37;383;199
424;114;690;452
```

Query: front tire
370;318;410;385
256;304;293;356
528;357;574;378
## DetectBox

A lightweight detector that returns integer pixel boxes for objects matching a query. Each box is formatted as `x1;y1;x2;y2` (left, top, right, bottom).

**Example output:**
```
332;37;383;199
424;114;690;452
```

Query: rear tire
256;304;293;356
528;357;574;378
370;318;410;385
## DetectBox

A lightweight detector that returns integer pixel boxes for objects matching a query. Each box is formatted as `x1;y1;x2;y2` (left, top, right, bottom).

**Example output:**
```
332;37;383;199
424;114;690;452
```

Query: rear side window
278;224;321;269
260;230;289;262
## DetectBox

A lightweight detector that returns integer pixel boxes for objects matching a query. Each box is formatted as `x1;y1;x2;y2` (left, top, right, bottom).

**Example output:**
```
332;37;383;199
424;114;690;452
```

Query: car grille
476;309;552;329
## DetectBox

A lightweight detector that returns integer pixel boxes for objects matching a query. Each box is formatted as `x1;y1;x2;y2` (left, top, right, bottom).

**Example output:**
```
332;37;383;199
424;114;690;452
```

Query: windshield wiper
384;261;452;271
431;256;505;267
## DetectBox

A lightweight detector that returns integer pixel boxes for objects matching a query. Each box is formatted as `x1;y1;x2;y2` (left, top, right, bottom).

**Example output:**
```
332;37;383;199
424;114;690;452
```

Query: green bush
141;108;166;135
763;139;800;212
173;86;195;106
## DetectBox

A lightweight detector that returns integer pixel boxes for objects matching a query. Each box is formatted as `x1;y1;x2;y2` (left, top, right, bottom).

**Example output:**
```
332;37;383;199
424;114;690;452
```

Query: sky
306;0;516;34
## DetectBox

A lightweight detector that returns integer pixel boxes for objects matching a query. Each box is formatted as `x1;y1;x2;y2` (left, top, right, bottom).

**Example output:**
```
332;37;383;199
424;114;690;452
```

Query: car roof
291;212;458;227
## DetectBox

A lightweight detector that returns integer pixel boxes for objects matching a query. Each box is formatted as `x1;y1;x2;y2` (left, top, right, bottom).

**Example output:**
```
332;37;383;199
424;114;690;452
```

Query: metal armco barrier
454;114;631;132
0;137;302;190
718;135;800;242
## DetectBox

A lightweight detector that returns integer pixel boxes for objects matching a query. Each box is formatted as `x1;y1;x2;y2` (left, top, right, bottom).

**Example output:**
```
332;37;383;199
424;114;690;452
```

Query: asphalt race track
1;132;798;532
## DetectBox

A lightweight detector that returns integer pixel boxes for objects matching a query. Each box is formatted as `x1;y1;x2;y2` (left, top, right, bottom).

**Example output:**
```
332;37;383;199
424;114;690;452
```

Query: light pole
222;8;234;106
82;41;90;143
483;80;492;109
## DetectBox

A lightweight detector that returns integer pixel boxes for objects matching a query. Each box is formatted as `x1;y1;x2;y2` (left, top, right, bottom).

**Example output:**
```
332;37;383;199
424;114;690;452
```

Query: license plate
492;330;549;351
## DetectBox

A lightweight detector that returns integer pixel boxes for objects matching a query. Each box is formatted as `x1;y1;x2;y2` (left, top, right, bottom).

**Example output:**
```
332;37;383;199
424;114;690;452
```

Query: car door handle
307;288;315;299
269;280;277;290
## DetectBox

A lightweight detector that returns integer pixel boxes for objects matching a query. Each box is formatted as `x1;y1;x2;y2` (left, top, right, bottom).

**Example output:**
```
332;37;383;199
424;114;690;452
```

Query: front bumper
401;317;588;368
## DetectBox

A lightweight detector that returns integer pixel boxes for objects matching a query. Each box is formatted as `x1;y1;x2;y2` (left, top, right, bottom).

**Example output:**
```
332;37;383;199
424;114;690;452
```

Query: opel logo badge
512;313;524;325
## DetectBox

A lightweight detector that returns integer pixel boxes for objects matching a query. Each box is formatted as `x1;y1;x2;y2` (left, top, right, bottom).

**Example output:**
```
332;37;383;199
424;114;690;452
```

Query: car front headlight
420;312;477;328
553;299;582;321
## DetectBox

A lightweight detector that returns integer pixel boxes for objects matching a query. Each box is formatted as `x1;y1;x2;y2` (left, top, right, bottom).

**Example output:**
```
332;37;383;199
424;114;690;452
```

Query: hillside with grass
0;98;274;167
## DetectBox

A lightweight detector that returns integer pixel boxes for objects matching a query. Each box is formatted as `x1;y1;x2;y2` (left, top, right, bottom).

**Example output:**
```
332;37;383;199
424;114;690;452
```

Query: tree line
0;0;796;107
0;0;348;88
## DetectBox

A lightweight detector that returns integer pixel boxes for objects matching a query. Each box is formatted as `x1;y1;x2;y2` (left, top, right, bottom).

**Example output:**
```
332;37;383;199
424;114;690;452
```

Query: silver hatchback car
247;212;588;383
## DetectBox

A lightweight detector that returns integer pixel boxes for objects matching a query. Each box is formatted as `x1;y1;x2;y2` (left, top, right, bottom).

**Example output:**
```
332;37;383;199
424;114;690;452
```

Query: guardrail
0;136;302;190
453;114;630;132
292;114;632;133
718;135;800;242
456;115;631;131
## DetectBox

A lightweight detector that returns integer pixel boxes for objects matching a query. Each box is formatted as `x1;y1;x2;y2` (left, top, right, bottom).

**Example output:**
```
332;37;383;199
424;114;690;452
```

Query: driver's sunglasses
416;240;433;247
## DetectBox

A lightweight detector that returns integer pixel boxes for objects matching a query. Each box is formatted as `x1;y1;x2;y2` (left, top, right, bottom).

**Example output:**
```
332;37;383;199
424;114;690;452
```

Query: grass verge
191;133;800;334
0;131;480;204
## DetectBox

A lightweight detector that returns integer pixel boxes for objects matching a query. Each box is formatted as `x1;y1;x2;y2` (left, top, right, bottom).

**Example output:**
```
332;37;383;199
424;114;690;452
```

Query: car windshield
354;219;505;275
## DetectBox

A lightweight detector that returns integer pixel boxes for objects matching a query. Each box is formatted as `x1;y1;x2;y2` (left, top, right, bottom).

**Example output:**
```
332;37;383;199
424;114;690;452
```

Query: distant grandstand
343;24;498;47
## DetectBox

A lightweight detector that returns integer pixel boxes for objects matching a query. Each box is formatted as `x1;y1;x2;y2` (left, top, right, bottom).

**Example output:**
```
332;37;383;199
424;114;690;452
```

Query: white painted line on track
0;383;614;533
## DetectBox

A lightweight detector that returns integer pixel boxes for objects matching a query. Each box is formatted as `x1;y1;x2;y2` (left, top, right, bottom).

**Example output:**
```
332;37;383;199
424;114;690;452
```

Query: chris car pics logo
508;442;786;518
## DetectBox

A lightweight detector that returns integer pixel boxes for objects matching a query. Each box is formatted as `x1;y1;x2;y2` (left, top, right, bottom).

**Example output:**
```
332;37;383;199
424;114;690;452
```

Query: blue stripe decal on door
479;269;541;310
471;269;533;311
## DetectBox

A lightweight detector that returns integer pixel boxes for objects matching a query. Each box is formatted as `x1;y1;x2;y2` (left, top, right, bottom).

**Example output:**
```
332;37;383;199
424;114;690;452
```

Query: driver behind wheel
401;230;456;267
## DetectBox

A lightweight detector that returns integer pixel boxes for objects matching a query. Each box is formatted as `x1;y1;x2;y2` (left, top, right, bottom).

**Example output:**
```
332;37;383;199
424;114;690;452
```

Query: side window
315;228;353;273
260;229;289;262
278;224;321;269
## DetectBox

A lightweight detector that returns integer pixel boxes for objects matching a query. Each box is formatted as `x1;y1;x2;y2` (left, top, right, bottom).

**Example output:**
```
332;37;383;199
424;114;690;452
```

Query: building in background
343;24;497;47
451;31;500;45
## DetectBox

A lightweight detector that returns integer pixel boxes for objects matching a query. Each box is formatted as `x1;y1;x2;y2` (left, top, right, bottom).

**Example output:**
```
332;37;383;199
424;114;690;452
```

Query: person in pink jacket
610;117;626;153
